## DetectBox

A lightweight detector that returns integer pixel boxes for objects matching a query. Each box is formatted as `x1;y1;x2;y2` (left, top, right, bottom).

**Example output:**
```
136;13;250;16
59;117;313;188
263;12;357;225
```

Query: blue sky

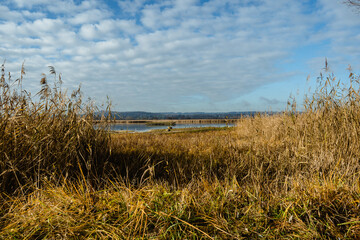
0;0;359;112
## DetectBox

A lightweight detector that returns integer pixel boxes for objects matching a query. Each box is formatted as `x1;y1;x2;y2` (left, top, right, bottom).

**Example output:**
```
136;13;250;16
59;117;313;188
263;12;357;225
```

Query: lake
101;123;235;132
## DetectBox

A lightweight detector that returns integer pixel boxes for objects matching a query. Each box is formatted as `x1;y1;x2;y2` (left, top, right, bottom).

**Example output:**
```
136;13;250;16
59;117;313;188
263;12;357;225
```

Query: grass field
1;63;360;239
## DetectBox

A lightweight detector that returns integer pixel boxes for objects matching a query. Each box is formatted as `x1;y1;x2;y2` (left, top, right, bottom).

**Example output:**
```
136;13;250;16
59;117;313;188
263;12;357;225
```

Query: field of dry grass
1;63;360;239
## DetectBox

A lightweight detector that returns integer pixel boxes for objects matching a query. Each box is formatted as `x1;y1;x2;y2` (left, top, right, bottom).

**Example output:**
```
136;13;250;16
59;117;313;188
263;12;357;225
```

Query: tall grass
0;62;110;194
1;61;360;238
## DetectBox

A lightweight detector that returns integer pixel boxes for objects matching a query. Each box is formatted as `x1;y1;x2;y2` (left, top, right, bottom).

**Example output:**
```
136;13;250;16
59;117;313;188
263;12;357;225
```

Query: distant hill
94;111;263;120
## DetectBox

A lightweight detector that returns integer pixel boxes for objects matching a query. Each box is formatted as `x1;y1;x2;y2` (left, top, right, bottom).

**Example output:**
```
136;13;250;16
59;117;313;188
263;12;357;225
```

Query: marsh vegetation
1;62;360;239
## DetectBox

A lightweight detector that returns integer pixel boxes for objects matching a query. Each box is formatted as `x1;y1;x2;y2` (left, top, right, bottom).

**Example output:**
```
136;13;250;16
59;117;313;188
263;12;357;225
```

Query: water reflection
100;123;235;132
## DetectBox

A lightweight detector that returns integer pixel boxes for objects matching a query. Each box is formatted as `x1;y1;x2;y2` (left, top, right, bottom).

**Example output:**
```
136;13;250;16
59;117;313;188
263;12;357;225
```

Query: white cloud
21;10;46;19
117;0;147;15
29;18;64;33
94;39;131;53
112;19;142;35
12;0;50;8
69;9;111;25
141;6;161;29
79;19;143;40
0;5;23;21
174;0;197;9
79;24;98;39
0;0;359;111
47;0;102;14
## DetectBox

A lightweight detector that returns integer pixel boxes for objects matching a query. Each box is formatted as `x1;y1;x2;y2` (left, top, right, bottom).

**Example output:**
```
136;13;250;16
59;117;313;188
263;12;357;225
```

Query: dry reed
1;61;360;238
0;62;110;195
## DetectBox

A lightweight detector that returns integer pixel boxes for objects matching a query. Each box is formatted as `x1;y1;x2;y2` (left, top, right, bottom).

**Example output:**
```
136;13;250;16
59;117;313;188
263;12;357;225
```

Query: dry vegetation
0;63;111;195
1;62;360;239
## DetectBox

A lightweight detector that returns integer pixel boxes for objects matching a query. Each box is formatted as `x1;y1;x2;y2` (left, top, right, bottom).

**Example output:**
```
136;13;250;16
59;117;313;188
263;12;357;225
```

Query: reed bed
1;62;360;239
0;63;111;194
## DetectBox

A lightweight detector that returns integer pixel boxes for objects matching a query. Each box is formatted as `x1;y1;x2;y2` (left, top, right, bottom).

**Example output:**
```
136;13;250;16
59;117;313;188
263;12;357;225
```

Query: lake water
101;123;235;132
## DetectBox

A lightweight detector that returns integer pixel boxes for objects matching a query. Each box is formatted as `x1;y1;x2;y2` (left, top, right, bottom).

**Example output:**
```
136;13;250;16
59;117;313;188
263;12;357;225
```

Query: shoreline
94;118;239;124
109;125;235;134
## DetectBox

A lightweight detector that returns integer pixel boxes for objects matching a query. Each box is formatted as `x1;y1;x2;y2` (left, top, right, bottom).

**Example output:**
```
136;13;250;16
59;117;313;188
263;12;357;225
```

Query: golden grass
0;62;110;194
1;62;360;238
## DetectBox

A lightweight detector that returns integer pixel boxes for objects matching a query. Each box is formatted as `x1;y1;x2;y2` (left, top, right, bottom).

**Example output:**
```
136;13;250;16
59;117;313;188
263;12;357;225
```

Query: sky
0;0;359;112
